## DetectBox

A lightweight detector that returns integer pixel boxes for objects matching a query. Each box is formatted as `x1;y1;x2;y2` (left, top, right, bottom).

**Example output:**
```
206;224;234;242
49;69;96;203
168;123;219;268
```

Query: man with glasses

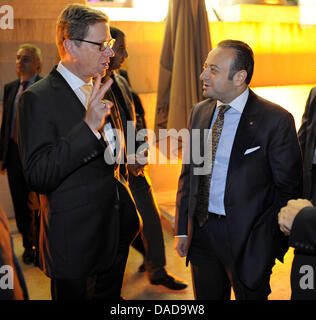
17;4;139;300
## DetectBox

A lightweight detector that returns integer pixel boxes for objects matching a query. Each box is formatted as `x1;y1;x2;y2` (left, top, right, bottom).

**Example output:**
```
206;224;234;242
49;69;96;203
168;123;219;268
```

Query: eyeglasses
71;38;116;51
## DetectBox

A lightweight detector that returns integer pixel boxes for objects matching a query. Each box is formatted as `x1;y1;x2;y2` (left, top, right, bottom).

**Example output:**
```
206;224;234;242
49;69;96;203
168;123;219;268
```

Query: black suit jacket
298;87;316;199
17;67;131;279
175;89;303;289
0;75;41;169
289;206;316;254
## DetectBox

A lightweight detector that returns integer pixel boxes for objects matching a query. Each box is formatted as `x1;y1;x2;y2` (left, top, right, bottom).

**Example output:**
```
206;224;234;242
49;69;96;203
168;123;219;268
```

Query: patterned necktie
13;80;29;143
80;83;92;108
195;104;231;227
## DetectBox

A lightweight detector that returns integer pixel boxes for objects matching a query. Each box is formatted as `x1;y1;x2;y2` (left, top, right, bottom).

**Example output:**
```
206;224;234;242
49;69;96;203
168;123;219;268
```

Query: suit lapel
114;73;136;122
49;67;86;116
6;80;20;120
225;90;262;192
197;99;216;158
105;89;127;183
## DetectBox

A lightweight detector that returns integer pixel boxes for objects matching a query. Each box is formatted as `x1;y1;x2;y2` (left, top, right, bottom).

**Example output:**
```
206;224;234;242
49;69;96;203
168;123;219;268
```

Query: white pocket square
244;146;261;155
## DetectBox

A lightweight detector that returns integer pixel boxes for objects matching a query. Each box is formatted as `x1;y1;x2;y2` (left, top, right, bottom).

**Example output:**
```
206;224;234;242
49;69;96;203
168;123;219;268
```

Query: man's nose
104;46;114;58
200;70;206;81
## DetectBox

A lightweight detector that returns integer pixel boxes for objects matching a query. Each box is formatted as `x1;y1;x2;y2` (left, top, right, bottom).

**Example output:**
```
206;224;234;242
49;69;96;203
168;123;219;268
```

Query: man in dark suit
17;4;139;300
279;198;316;299
174;40;302;300
297;88;316;204
0;43;42;264
106;26;187;290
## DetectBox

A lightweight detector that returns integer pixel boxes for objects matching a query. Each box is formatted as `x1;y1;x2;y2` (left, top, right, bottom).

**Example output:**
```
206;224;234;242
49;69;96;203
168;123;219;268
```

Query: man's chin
95;70;106;78
202;90;213;99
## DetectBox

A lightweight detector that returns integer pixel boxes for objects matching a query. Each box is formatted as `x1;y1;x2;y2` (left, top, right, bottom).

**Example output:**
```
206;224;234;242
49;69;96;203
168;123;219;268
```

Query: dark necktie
195;104;231;227
13;80;29;143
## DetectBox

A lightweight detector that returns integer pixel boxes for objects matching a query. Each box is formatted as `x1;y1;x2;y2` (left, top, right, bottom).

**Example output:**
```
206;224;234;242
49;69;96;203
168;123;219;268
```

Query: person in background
279;199;316;299
297;88;316;205
0;43;42;265
106;26;187;290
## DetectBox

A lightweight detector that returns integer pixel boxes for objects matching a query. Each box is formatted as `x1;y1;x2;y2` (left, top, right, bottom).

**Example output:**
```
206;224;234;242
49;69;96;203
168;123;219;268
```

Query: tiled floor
11;209;295;300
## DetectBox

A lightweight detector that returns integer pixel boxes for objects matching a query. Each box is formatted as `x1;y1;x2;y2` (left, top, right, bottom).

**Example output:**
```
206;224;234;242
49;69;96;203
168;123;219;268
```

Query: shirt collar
20;73;38;86
56;61;93;91
216;87;249;113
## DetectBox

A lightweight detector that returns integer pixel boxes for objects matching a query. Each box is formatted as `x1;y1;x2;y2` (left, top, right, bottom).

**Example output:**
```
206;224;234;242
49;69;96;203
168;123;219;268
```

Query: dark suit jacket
175;89;303;289
0;75;41;170
289;206;316;300
17;67;131;279
298;87;316;199
289;206;316;254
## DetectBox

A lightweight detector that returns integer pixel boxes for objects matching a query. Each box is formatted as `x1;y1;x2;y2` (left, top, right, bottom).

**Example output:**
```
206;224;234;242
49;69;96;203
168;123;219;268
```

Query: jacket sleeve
0;84;9;161
289;206;316;255
175;106;195;235
17;89;105;194
298;88;316;156
268;111;303;209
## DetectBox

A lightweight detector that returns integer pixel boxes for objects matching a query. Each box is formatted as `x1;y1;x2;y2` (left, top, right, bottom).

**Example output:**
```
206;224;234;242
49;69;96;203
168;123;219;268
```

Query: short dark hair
110;26;125;40
217;40;254;85
56;4;109;57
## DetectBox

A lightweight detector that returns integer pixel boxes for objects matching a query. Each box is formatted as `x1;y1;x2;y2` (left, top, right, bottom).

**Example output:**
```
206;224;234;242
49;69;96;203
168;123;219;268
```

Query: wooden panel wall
0;0;85;100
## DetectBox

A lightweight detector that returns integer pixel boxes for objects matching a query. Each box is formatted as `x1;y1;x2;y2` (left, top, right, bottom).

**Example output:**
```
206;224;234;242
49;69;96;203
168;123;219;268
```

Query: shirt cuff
175;235;188;238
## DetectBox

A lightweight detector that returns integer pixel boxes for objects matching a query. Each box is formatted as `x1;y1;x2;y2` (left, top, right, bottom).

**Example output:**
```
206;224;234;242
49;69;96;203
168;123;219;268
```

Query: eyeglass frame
71;38;116;52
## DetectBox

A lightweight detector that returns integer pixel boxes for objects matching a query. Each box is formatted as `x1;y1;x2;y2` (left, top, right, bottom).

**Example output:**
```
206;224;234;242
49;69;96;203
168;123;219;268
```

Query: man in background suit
106;26;187;290
297;88;316;204
17;4;139;300
0;43;42;265
279;198;316;299
174;40;302;299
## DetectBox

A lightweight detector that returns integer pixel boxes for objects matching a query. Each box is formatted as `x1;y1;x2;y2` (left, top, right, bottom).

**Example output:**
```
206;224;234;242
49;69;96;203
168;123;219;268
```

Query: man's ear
233;70;247;86
63;39;77;58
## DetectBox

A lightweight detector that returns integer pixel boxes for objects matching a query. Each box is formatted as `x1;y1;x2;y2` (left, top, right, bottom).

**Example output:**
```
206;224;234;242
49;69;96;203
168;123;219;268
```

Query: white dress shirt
56;62;115;155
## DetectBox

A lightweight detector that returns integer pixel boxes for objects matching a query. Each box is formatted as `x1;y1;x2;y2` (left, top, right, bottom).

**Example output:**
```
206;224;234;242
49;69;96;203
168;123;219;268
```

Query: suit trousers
130;174;166;280
50;184;140;300
189;213;271;300
6;138;36;249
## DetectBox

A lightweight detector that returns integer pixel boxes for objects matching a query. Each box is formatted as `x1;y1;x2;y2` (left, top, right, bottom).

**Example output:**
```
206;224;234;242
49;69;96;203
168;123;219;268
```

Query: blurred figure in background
0;43;42;265
106;26;187;290
298;88;316;205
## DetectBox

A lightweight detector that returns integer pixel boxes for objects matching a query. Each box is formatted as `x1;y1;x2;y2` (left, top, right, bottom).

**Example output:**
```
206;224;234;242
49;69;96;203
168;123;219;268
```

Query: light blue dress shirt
208;88;249;215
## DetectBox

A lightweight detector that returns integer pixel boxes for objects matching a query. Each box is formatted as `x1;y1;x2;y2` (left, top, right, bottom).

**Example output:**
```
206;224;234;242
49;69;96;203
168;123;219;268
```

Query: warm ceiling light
264;0;282;4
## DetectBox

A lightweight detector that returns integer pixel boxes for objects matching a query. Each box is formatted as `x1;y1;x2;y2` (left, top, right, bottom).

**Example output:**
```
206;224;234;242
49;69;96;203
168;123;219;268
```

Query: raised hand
84;74;113;133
